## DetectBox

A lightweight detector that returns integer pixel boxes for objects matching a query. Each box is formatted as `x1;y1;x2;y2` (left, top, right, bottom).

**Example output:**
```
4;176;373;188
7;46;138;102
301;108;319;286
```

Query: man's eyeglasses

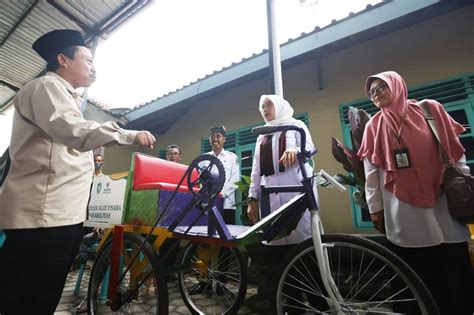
167;152;180;156
368;83;387;98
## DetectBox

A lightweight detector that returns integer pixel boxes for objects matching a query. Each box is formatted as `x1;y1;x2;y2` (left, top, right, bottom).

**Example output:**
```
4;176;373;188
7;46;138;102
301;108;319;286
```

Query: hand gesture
370;210;386;234
135;131;156;149
247;200;259;224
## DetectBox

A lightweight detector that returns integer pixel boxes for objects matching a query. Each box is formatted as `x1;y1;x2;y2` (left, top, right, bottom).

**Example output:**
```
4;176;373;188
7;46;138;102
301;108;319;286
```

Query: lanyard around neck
386;106;408;146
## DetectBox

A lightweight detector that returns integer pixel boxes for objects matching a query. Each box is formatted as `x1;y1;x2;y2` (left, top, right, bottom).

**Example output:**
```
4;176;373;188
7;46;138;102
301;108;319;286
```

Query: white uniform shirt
209;149;239;210
248;120;317;245
0;72;138;229
364;155;471;247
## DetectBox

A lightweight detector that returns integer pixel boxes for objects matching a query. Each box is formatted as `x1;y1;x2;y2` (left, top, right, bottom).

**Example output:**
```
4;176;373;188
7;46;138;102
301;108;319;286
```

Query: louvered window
340;73;474;228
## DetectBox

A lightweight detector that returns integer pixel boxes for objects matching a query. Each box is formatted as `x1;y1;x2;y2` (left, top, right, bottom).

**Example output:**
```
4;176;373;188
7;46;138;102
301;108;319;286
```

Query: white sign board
86;175;127;225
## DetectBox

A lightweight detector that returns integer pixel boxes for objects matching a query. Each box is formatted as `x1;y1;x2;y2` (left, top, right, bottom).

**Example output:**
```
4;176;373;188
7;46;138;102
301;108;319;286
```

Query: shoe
165;274;177;282
244;293;271;312
76;298;88;313
216;283;235;296
188;281;209;295
215;283;228;296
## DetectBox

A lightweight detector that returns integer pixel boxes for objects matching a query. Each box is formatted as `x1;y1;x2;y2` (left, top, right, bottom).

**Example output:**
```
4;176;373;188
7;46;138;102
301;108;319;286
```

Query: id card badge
393;148;411;169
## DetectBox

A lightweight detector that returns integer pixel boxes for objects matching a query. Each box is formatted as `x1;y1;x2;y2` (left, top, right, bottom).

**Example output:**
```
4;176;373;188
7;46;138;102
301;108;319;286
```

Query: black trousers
390;241;474;315
0;223;83;315
223;209;235;225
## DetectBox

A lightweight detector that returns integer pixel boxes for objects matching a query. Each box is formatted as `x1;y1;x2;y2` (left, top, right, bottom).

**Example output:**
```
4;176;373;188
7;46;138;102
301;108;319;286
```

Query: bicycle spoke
276;236;438;314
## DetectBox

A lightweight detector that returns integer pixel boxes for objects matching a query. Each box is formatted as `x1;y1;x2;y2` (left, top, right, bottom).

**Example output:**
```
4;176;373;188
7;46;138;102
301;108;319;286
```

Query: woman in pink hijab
358;71;473;314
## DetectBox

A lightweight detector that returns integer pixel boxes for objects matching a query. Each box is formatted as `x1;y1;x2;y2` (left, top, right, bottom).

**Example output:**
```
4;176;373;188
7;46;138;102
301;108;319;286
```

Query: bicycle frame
252;125;343;313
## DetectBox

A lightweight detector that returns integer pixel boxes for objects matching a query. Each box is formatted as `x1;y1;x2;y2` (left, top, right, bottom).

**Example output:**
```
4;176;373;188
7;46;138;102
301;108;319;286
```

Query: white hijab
259;94;299;126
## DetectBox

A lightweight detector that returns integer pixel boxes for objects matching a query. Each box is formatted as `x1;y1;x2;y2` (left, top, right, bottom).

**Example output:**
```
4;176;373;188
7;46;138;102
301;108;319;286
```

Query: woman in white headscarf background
244;94;317;310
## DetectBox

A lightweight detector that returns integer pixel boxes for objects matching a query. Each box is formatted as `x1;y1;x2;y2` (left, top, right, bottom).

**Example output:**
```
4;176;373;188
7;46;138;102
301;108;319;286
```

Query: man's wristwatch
247;197;258;203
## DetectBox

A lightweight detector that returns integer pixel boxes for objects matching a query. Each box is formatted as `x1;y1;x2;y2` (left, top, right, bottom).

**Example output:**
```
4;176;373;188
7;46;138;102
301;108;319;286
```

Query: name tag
393;148;411;169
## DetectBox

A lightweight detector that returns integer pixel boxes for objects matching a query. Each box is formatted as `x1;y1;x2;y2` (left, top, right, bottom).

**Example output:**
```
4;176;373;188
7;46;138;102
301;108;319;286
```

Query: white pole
268;0;283;97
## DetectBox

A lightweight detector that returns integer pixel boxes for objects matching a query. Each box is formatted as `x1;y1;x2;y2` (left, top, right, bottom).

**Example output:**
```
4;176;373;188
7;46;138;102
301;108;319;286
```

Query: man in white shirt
0;29;156;314
208;126;240;224
166;144;182;163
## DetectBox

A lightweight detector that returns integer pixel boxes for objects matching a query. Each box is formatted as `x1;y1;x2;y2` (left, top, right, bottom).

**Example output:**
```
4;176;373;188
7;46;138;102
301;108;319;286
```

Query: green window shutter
340;73;474;229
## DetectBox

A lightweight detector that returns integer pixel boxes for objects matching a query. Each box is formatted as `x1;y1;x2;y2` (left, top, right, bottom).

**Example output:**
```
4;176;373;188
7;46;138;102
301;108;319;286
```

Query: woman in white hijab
247;94;317;245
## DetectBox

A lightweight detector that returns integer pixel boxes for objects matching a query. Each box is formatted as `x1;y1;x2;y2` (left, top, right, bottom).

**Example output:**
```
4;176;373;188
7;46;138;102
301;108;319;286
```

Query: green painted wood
122;152;159;226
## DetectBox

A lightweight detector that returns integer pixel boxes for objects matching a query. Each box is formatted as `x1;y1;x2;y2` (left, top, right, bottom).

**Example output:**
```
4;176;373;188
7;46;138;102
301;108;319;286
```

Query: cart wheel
178;242;247;314
87;233;169;314
187;154;225;200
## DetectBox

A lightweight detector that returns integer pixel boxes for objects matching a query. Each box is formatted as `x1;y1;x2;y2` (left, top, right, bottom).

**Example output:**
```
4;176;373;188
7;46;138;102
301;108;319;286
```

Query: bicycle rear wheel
87;233;168;314
274;234;439;314
178;242;247;314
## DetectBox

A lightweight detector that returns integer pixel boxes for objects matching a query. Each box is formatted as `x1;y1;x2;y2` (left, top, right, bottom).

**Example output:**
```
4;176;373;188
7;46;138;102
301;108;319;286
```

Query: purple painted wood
158;190;223;227
208;206;233;241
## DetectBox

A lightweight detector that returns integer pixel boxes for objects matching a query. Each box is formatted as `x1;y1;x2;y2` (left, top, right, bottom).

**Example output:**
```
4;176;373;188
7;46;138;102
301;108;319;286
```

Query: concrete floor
54;263;264;314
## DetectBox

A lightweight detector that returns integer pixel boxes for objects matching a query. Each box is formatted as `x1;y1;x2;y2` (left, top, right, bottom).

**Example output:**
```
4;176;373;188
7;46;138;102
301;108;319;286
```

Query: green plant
234;175;252;225
331;106;371;209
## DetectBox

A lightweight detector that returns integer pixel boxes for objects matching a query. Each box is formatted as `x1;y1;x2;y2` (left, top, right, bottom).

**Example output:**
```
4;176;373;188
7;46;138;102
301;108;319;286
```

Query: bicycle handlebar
252;125;307;155
252;125;317;162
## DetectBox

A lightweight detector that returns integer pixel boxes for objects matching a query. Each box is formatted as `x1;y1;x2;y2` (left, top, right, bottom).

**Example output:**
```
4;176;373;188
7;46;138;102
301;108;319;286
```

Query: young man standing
208;126;239;224
0;29;156;314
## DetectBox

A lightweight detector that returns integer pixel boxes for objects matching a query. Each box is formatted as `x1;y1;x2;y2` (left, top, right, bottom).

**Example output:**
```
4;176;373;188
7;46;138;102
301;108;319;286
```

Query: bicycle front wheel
87;233;168;314
274;234;439;314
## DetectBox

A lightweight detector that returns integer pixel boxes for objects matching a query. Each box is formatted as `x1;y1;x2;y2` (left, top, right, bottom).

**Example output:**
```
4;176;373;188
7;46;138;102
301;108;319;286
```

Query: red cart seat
132;153;199;192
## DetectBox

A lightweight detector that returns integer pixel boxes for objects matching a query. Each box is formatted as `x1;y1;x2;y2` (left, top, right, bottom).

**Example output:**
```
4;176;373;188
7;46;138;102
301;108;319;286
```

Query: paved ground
54;263;265;314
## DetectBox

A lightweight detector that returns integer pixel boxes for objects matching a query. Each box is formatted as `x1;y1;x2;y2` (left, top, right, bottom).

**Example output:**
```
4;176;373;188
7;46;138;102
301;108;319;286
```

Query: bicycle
252;124;439;314
86;125;439;314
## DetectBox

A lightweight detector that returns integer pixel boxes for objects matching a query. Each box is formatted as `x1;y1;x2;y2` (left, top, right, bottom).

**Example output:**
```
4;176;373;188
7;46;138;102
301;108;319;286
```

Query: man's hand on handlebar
279;148;298;168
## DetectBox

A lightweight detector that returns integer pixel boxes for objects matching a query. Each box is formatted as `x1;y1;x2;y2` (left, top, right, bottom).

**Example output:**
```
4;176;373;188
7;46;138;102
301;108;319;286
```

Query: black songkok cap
209;126;227;137
32;29;87;63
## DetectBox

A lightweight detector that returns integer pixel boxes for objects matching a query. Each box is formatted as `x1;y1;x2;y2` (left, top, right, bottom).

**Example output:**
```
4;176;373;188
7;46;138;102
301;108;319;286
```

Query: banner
87;175;126;225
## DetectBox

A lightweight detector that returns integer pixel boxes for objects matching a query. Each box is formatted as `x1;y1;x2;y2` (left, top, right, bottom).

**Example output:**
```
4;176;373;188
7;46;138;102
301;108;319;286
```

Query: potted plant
331;106;371;210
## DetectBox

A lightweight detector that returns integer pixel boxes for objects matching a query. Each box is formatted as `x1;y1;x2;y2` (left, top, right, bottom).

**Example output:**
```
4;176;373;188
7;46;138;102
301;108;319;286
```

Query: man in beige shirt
0;29;156;314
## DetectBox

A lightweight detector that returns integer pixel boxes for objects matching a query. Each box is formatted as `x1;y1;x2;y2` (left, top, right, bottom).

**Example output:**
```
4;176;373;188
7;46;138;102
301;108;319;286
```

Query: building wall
105;6;474;233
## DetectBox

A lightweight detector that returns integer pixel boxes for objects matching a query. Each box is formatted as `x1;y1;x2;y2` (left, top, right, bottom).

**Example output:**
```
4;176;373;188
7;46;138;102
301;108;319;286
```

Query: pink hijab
358;71;465;208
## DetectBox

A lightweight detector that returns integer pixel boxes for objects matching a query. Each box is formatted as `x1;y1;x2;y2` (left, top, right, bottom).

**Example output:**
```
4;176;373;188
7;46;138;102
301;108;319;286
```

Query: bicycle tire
274;234;439;314
87;233;169;314
178;242;247;314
